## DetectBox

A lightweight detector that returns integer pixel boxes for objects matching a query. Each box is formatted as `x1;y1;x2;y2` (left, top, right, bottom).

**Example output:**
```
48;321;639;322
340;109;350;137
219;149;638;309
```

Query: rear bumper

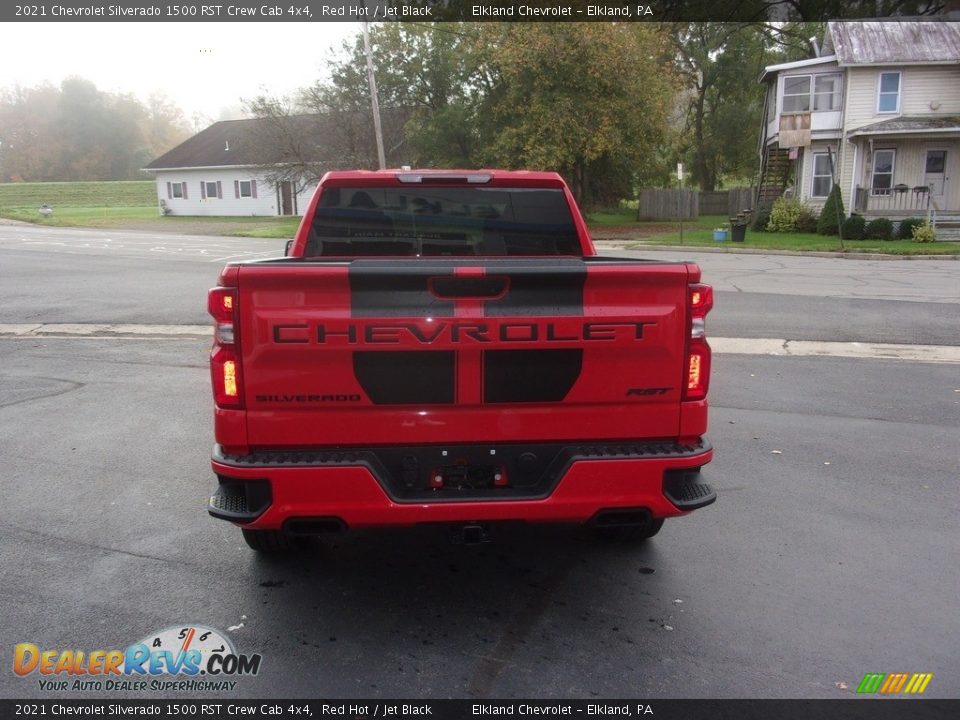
208;440;714;530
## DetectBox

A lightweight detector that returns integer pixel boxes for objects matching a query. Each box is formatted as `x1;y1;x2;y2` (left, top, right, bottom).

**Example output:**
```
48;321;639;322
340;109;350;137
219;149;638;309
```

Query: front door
924;149;947;196
278;181;294;215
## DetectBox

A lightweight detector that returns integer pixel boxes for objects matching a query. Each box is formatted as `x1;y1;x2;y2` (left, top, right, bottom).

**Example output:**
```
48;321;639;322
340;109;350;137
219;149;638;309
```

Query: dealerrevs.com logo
14;625;261;692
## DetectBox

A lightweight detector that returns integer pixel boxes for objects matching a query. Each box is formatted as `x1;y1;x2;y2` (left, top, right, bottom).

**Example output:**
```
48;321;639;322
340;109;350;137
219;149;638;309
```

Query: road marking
0;323;210;339
711;337;960;364
0;326;958;363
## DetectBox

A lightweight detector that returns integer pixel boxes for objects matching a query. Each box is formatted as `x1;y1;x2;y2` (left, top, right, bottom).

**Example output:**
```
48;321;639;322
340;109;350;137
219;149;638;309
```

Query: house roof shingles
144;115;329;170
848;115;960;137
824;20;960;66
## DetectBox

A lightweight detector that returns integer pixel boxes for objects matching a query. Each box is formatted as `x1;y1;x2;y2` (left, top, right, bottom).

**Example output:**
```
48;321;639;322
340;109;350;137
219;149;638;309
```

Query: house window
167;181;186;199
238;181;252;198
871;149;896;195
877;72;901;113
782;74;842;114
782;76;811;113
813;75;842;111
205;182;219;199
811;153;834;197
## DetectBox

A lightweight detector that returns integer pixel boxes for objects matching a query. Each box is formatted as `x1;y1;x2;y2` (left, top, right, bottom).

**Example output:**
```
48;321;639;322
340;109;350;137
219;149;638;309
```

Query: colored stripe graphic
880;673;909;694
904;674;934;694
857;672;933;694
857;673;885;694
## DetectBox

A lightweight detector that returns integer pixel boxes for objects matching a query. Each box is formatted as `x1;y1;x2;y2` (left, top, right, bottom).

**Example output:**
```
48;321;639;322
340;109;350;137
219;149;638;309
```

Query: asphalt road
0;224;958;700
0;223;957;344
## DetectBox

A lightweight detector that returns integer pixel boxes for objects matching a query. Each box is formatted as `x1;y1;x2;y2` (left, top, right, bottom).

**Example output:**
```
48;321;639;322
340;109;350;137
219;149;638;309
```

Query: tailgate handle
429;276;509;299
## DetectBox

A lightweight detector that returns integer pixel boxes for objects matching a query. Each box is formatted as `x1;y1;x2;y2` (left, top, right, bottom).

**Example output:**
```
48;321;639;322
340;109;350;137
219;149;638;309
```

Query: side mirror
284;240;293;257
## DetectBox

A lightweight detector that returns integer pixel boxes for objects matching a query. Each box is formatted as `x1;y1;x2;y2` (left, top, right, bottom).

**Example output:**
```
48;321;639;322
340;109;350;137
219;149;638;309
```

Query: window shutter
182;182;188;200
251;179;257;199
166;182;172;199
201;181;206;200
217;181;222;199
234;180;240;199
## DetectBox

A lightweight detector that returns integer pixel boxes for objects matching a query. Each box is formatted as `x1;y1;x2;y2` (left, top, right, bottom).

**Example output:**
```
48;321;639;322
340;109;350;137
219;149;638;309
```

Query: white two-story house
758;20;960;225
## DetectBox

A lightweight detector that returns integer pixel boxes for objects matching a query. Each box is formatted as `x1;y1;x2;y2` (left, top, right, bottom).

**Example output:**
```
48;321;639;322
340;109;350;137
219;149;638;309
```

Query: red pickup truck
207;170;715;551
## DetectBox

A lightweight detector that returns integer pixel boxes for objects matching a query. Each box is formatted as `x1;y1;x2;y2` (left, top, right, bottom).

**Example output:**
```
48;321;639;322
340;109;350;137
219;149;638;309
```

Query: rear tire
592;518;664;542
241;528;300;553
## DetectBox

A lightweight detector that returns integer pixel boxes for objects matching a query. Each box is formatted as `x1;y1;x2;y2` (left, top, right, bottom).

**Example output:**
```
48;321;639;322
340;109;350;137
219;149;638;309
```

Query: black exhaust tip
590;508;653;529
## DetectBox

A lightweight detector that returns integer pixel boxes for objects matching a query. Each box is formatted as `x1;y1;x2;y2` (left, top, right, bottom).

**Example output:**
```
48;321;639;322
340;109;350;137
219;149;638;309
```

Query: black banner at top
2;0;956;23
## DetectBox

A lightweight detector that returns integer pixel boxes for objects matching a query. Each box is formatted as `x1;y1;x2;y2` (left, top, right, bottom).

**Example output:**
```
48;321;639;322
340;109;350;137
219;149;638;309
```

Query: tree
817;184;845;235
0;78;191;182
671;23;784;191
248;22;677;208
476;23;677;207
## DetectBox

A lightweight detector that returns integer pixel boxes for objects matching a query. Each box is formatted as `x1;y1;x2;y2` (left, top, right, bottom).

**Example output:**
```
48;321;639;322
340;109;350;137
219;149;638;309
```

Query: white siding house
758;20;960;223
144;117;321;217
151;167;315;217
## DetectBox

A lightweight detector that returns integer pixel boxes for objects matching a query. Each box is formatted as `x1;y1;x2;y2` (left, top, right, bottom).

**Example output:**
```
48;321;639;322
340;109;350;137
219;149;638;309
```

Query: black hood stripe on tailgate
349;269;455;318
353;351;455;405
483;349;583;404
349;259;586;405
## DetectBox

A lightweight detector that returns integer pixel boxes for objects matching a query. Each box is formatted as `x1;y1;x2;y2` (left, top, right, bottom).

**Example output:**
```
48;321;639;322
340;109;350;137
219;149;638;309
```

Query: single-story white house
143;116;325;217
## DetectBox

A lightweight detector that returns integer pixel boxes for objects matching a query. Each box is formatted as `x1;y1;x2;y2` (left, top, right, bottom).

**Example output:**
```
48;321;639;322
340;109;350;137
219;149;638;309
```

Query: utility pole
362;20;386;170
677;162;684;245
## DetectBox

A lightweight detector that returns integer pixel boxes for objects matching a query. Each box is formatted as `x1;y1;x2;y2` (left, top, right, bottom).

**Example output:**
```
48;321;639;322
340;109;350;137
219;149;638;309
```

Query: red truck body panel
208;170;714;539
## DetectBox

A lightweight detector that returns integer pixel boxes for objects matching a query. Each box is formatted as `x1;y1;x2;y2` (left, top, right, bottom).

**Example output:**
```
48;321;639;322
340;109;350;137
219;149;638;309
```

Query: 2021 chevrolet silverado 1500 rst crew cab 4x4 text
207;169;716;552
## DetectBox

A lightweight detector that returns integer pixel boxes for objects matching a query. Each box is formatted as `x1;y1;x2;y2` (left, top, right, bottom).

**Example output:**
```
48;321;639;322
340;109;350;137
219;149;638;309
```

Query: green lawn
0;180;155;208
624;214;960;255
0;205;159;227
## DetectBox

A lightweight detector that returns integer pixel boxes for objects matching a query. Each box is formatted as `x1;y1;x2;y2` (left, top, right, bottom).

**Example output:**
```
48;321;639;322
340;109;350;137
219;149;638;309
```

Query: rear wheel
592;518;664;542
241;528;300;553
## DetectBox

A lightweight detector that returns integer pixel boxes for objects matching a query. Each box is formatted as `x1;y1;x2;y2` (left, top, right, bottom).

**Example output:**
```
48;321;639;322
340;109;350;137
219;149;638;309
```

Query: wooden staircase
755;147;793;211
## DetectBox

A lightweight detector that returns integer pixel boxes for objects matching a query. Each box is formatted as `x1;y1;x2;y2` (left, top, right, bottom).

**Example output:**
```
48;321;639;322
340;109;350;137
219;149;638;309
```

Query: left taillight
683;283;713;402
208;287;242;408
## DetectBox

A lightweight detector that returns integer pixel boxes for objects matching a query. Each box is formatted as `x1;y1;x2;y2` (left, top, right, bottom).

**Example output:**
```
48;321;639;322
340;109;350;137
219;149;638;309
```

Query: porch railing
854;184;932;214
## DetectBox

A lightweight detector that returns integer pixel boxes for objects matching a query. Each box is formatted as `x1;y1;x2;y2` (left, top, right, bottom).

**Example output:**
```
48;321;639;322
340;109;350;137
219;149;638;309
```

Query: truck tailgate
236;257;693;448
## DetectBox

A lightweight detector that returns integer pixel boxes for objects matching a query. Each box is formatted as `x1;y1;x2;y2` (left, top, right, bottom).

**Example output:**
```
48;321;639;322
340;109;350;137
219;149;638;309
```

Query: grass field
2;183;956;254
0;180;155;208
624;214;960;255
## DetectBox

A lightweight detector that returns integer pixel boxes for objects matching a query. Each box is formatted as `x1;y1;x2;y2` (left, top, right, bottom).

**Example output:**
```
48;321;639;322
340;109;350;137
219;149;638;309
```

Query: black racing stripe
353;351;455;405
349;260;456;318
483;350;583;404
483;261;586;318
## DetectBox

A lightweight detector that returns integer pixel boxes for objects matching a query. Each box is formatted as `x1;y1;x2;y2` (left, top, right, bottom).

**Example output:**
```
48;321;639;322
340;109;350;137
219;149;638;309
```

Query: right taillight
208;287;242;408
684;283;713;401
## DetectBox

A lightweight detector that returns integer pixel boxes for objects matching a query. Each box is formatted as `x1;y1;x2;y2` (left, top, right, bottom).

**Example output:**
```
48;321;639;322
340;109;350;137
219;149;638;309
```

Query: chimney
809;36;820;58
224;140;230;151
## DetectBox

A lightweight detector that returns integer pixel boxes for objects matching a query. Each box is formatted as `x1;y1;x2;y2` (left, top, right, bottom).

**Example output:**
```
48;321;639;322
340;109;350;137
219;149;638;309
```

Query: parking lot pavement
0;223;286;263
1;339;957;699
1;225;957;700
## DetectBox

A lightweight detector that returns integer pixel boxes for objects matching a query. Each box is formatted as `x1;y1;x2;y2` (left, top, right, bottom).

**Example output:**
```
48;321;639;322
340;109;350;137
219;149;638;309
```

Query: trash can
712;229;728;242
730;221;747;242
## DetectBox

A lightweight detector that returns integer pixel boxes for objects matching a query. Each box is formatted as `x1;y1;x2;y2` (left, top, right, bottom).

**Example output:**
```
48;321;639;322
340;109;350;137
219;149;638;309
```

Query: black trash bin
730;221;747;242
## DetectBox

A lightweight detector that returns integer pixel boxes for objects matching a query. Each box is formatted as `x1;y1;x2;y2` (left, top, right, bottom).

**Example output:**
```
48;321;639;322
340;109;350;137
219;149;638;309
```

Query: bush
897;217;925;239
911;221;937;243
751;208;770;231
817;185;846;235
864;217;894;240
767;197;805;232
842;215;866;240
795;207;819;233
